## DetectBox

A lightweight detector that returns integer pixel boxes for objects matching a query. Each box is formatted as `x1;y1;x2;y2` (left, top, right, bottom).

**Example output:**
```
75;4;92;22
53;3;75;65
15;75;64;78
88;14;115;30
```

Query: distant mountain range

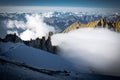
0;12;120;31
44;12;120;31
0;12;120;38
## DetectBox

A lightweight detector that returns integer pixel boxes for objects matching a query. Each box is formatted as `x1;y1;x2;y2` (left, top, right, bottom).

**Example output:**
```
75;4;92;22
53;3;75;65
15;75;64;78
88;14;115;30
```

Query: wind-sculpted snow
51;28;120;76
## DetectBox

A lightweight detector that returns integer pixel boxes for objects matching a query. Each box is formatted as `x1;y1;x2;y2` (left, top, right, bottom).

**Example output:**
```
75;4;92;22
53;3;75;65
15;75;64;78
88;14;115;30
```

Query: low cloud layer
51;28;120;76
5;14;55;40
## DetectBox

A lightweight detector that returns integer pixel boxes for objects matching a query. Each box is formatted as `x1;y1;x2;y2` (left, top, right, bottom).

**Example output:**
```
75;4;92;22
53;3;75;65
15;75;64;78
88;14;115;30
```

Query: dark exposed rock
41;36;47;51
1;32;58;54
2;33;22;43
0;38;3;42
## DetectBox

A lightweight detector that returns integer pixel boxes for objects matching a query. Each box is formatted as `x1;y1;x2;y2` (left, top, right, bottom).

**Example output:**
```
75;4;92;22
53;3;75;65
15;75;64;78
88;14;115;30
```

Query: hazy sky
0;0;120;8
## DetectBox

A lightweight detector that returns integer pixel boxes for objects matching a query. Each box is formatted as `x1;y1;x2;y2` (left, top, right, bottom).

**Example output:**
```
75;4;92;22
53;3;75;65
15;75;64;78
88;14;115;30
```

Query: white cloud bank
51;28;120;76
6;14;55;40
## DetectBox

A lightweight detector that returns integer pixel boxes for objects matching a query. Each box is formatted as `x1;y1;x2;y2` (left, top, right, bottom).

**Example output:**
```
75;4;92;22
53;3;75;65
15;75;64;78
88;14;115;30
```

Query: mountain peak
63;21;81;33
63;18;120;33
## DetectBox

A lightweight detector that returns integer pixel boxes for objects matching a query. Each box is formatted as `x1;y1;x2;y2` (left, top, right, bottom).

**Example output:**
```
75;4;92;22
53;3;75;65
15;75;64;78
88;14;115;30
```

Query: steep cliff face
63;18;120;33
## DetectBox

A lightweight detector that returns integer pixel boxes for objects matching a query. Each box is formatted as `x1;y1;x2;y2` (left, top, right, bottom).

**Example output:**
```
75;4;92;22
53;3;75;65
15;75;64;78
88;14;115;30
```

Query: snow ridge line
0;57;70;76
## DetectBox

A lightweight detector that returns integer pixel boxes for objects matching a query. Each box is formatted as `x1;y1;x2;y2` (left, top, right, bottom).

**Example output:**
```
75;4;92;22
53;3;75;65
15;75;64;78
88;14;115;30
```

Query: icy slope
0;42;75;71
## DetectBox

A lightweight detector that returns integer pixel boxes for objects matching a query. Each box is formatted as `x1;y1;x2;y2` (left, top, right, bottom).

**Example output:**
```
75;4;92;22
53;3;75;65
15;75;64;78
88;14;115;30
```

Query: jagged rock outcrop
63;18;120;33
23;32;57;54
1;33;22;43
0;32;57;54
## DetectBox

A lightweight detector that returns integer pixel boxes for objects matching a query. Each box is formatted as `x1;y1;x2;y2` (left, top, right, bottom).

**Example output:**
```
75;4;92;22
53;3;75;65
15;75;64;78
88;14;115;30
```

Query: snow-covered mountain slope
0;42;120;80
0;62;62;80
0;42;75;71
0;42;76;80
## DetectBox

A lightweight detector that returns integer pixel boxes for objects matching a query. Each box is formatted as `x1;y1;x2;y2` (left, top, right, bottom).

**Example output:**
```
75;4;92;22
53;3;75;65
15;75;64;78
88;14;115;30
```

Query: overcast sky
0;0;120;8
